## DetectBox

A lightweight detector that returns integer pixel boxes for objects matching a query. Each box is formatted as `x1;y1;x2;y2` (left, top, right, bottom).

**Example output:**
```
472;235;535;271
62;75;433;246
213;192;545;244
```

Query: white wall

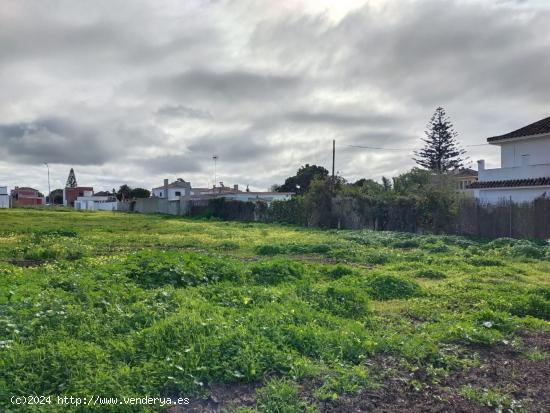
152;187;190;200
475;187;550;204
224;193;292;203
0;186;8;208
75;198;118;211
479;163;550;181
498;134;550;168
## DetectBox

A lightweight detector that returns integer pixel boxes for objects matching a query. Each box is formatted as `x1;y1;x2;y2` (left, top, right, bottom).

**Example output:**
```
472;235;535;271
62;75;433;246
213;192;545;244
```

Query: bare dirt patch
169;332;550;412
321;332;550;413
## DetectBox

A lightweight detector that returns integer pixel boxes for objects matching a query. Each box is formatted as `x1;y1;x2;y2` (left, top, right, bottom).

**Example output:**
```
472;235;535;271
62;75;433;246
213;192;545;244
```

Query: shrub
297;283;370;319
391;238;420;249
123;250;245;288
218;241;240;251
324;264;355;279
250;261;306;285
510;243;545;259
507;294;550;320
422;241;449;253
468;256;503;267
367;274;422;300
486;237;519;248
415;268;446;279
288;243;332;254
364;251;391;265
256;244;286;256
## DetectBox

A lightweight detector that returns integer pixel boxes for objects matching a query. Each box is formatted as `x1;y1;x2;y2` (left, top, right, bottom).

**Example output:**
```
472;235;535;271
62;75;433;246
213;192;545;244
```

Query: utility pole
332;139;335;180
212;155;218;188
44;163;51;206
331;139;336;192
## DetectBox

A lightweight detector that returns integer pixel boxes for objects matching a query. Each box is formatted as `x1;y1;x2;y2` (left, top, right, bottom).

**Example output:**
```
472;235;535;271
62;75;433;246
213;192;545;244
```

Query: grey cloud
138;153;203;175
0;118;112;165
156;105;213;120
187;132;277;163
0;117;162;166
1;0;549;190
149;69;302;102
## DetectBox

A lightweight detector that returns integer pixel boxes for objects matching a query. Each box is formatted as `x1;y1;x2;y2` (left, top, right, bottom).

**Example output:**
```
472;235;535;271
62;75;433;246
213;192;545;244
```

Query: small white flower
482;321;493;328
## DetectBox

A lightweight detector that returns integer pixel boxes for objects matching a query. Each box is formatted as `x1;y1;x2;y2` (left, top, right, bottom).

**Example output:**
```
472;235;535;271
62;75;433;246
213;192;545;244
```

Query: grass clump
123;250;245;288
459;385;525;412
468;256;503;267
255;378;314;413
415;268;446;279
314;365;373;401
250;260;307;285
367;274;422;300
297;283;370;319
324;264;356;279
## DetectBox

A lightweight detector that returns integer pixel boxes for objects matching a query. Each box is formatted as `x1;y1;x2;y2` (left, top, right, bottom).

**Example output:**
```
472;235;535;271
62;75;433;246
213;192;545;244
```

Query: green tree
413;107;466;173
304;178;335;227
277;164;329;195
49;188;63;204
116;185;131;201
129;188;151;199
65;168;78;188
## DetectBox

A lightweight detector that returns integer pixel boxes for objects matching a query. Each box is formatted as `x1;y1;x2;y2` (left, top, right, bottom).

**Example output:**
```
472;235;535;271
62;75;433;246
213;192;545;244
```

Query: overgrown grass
0;209;549;412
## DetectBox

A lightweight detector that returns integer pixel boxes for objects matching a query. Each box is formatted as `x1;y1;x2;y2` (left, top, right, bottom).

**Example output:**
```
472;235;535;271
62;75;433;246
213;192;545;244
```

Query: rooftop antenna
212;155;218;188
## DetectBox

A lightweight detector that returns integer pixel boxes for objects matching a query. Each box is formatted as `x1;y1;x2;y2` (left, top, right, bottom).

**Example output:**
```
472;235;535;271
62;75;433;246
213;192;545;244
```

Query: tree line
268;107;467;231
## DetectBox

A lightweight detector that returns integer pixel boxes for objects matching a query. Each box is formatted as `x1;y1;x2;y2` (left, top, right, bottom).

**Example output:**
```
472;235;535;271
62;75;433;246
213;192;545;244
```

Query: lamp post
44;163;51;206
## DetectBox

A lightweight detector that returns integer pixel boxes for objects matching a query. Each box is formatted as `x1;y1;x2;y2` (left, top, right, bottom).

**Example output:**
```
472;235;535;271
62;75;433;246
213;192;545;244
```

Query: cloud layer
1;0;549;192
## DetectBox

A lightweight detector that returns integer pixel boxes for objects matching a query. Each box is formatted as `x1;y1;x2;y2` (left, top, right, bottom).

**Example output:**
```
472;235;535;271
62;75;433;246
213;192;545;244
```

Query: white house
74;192;119;211
470;116;550;204
0;186;9;208
151;179;192;200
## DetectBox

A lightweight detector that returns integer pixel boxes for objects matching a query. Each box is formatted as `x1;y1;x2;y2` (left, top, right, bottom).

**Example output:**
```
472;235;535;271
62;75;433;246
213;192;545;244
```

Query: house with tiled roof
470;116;550;204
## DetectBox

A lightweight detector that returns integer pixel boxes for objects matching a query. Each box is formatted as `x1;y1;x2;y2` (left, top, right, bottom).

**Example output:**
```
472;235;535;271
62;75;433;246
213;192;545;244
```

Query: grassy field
1;209;549;412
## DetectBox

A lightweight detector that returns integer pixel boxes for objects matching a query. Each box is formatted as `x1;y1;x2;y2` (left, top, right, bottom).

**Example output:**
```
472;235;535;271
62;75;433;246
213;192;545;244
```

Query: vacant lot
1;209;549;412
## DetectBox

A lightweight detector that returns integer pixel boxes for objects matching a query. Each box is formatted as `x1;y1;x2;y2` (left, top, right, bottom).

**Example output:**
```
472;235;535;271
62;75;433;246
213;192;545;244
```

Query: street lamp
44;163;51;206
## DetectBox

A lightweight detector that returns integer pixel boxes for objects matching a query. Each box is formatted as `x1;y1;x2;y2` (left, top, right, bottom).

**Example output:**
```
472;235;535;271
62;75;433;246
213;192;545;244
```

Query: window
159;191;163;197
175;191;181;196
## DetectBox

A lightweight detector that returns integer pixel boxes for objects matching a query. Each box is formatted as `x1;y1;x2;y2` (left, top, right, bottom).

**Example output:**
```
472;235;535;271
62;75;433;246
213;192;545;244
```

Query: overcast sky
1;0;549;193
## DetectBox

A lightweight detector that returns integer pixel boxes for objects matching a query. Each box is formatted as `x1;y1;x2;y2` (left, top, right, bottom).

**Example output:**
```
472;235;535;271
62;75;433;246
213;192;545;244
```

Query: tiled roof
487;116;550;142
468;177;550;189
450;168;478;177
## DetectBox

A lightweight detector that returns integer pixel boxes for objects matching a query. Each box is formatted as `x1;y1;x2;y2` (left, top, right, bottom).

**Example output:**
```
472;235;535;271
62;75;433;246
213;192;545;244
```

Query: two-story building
470;116;550;204
10;186;44;206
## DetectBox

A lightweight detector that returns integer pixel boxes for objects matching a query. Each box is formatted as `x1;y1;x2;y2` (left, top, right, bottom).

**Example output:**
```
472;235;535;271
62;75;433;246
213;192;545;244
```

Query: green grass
1;209;549;412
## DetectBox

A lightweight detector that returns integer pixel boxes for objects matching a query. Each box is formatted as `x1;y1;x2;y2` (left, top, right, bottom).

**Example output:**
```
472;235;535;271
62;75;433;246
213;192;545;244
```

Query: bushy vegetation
1;209;549;412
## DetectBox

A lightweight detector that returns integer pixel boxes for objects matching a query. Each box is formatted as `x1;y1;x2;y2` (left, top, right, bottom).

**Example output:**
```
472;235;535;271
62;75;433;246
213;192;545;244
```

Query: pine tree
66;168;78;188
413;107;466;173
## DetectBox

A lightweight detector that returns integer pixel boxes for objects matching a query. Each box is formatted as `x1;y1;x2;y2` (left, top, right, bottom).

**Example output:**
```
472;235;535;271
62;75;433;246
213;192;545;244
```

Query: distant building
74;193;119;211
449;167;478;197
64;187;94;207
62;168;94;207
152;178;293;204
470;116;550;204
152;179;192;200
0;186;9;208
10;187;44;206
